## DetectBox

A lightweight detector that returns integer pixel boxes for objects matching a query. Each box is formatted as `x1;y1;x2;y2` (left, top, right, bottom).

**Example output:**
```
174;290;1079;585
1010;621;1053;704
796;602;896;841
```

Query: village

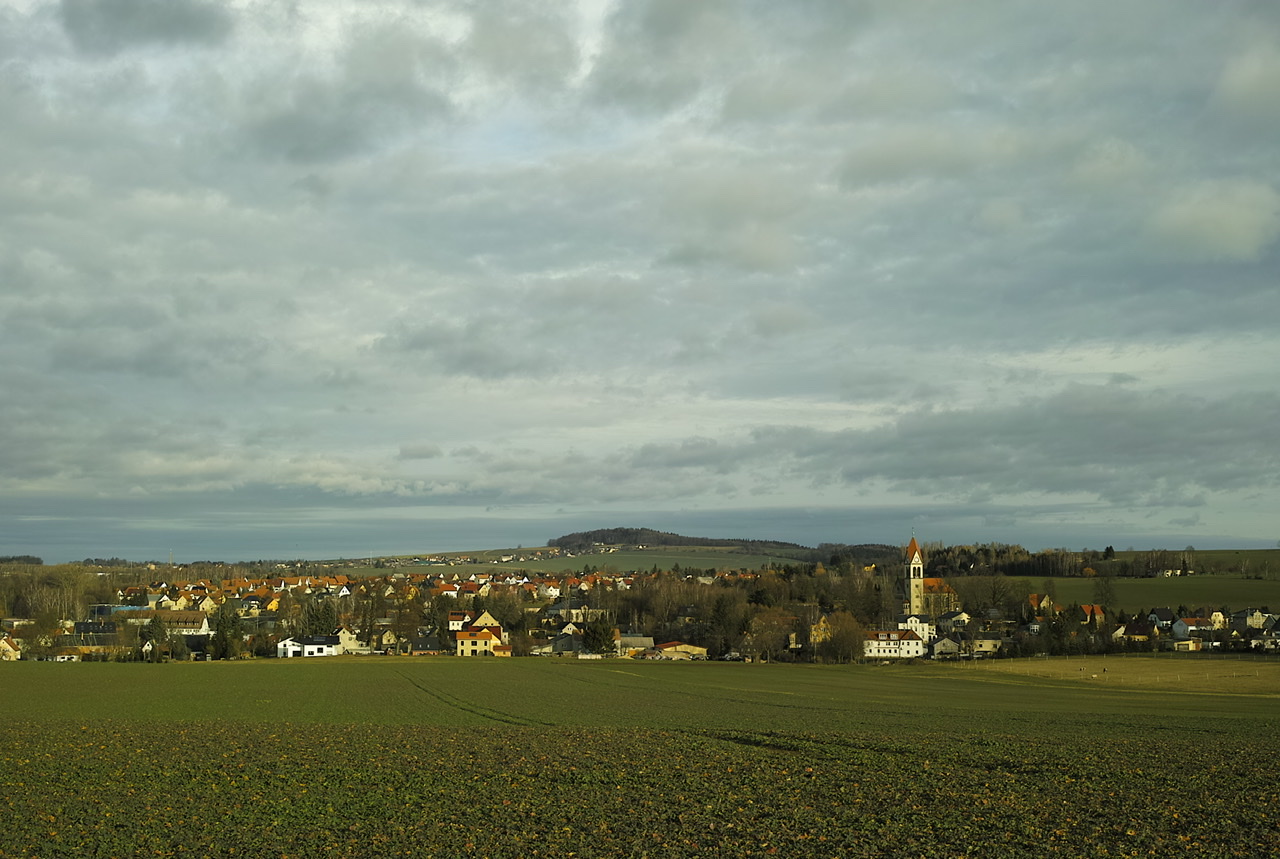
3;536;1278;665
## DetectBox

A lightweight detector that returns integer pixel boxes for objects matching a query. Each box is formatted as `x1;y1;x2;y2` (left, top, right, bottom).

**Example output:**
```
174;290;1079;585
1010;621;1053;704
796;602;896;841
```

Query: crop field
2;658;1277;858
963;651;1280;694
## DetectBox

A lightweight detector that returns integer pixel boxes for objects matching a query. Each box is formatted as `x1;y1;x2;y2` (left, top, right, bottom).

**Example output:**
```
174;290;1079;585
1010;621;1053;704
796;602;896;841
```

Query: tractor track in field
393;669;554;726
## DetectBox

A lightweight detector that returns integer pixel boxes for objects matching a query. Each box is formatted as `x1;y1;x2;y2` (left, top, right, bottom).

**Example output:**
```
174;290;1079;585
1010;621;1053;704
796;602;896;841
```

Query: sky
3;1;1279;564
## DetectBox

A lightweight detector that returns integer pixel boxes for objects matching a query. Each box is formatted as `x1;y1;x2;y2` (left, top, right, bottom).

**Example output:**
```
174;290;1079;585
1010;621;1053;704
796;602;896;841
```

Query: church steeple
904;536;925;616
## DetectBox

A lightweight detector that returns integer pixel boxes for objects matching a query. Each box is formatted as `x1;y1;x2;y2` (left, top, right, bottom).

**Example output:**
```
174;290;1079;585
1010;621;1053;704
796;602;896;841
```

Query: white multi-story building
864;629;925;659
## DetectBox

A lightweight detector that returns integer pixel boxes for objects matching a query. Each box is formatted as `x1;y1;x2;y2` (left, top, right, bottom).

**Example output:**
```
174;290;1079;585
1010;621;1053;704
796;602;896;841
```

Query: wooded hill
548;527;808;555
547;527;900;566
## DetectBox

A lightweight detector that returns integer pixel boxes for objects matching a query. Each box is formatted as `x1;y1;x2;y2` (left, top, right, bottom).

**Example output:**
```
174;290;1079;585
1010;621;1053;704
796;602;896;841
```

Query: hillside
547;526;811;556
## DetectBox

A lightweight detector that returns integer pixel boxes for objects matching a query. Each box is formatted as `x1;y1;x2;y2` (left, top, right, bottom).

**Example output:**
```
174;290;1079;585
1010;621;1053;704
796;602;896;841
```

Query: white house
122;610;211;636
864;629;925;659
335;627;363;654
446;611;474;632
897;614;936;643
276;635;340;658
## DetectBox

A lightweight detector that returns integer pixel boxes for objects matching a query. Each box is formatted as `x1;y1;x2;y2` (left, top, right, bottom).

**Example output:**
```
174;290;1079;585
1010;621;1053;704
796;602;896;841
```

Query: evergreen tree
583;615;617;655
320;599;338;634
144;614;168;662
209;604;243;660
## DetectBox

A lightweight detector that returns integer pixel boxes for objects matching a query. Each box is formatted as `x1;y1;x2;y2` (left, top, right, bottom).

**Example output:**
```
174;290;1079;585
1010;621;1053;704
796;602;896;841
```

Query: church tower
904;535;925;616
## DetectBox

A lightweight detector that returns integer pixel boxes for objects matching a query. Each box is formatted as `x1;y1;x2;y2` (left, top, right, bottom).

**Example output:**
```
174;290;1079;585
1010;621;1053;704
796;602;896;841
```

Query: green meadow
1010;573;1280;613
1135;547;1280;576
2;658;1276;857
4;656;1277;725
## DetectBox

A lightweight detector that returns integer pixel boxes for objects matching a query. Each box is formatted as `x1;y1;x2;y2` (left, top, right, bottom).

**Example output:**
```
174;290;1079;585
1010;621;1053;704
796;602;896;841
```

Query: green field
1137;547;1280;577
2;658;1277;857
1011;573;1280;613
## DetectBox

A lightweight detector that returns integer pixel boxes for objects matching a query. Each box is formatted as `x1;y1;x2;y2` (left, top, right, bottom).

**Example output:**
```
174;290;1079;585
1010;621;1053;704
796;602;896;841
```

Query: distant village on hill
2;531;1278;663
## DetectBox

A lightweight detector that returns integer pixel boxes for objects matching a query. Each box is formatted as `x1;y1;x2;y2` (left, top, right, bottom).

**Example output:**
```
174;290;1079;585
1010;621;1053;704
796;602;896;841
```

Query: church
900;536;961;620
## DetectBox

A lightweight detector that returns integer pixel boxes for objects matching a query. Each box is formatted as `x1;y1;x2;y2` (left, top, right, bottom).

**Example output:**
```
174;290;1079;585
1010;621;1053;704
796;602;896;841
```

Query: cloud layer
3;1;1278;560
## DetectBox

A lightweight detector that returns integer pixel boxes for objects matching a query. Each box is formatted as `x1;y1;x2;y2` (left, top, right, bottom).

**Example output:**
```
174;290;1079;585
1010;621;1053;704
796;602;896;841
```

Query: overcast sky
3;1;1279;563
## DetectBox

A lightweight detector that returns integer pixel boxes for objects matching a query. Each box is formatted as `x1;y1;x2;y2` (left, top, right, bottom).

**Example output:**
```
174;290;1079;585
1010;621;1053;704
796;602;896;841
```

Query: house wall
864;631;924;659
456;633;497;656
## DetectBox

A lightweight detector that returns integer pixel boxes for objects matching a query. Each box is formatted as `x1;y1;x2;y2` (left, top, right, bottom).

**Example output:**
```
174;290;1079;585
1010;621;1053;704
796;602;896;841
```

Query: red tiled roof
457;629;499;642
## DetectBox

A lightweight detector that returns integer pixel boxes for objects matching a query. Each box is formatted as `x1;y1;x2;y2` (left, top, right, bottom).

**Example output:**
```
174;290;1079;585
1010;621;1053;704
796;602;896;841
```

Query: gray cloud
1212;38;1280;130
398;443;443;460
235;25;455;163
587;0;741;113
465;1;580;92
4;0;1278;560
59;0;233;56
489;383;1279;521
1144;180;1280;262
